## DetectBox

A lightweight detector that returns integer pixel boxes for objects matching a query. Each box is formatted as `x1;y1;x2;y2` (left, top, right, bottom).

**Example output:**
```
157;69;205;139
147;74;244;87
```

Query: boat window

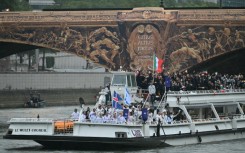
131;74;137;87
242;104;245;112
214;103;240;117
187;107;214;119
115;132;127;138
112;75;126;86
127;75;132;87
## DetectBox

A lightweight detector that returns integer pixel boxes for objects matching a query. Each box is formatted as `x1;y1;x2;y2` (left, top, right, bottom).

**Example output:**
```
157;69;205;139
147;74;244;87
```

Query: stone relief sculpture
86;27;120;69
166;26;245;73
233;30;245;49
0;24;121;70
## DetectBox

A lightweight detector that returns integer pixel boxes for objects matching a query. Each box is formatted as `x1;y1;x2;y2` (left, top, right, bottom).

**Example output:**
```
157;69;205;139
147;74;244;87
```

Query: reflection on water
1;106;245;153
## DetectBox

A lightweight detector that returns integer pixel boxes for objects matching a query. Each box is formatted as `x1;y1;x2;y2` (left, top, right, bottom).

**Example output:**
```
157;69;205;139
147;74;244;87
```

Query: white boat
3;71;245;150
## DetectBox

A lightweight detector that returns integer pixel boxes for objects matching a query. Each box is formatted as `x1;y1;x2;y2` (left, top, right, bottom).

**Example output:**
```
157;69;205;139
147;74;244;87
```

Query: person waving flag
153;54;164;73
112;91;123;109
124;87;131;106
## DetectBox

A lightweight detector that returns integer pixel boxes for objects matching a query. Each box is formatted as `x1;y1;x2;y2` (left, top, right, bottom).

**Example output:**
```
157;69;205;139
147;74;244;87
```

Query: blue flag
112;91;123;109
124;88;131;106
123;109;129;121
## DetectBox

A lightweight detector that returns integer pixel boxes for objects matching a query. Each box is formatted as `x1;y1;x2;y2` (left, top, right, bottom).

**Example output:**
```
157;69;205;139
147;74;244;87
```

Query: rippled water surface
1;106;245;153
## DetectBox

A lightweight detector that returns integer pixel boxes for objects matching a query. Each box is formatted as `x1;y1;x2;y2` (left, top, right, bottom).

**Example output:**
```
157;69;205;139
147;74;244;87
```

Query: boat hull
3;135;168;150
4;128;245;150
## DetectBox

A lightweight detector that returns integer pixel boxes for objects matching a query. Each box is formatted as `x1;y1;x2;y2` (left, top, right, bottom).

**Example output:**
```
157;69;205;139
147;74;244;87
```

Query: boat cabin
110;71;139;103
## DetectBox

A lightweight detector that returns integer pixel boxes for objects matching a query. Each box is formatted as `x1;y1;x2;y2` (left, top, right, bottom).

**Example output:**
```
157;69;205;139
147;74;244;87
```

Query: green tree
0;0;31;11
49;0;218;9
163;0;176;7
51;0;159;9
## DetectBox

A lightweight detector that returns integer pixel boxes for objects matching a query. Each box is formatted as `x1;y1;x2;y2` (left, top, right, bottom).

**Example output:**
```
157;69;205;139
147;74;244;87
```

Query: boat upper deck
166;89;245;107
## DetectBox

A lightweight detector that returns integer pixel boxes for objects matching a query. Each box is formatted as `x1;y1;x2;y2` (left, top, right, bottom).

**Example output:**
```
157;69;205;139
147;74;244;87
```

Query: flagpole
153;52;155;83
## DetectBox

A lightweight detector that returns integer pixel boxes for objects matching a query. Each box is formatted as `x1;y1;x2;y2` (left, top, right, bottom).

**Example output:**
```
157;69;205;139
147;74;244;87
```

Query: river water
0;106;245;153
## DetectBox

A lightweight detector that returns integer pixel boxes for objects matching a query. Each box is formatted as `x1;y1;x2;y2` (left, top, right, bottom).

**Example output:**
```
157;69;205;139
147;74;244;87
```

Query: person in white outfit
155;111;163;124
103;112;111;123
79;111;87;122
96;113;103;123
70;108;79;120
89;108;97;122
117;112;126;124
148;81;156;106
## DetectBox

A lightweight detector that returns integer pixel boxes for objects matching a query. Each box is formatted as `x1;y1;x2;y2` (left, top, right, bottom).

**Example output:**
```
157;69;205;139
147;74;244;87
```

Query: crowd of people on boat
69;70;244;125
136;70;245;100
70;102;185;125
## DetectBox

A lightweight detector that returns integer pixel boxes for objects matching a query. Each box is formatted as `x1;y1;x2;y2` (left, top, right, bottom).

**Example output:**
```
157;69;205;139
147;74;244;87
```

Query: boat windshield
111;74;137;87
127;75;131;87
131;74;137;87
127;74;137;87
111;75;126;86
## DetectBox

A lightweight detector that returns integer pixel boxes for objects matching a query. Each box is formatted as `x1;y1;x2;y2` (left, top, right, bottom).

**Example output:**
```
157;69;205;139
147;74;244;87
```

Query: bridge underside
187;48;245;75
0;42;39;57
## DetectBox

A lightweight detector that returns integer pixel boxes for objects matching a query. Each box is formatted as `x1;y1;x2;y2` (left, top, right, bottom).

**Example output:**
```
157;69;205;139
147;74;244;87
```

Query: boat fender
215;125;219;130
197;135;202;143
177;96;181;104
157;123;160;137
179;131;181;135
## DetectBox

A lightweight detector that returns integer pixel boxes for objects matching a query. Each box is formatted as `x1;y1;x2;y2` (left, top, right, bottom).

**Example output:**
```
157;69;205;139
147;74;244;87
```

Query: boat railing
172;120;189;124
232;114;245;119
192;118;220;122
9;118;53;122
219;117;230;120
76;119;193;126
78;118;144;125
168;89;245;95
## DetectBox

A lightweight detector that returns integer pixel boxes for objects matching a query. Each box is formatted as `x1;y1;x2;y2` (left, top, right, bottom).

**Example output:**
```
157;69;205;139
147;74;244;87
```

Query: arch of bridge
0;8;245;73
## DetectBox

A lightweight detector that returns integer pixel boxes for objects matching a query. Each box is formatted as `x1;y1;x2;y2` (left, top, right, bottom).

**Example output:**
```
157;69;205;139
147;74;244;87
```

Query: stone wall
0;89;100;108
0;72;112;108
0;72;112;90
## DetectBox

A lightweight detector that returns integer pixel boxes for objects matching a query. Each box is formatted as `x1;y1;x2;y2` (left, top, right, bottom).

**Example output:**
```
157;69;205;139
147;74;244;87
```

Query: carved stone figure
86;27;120;69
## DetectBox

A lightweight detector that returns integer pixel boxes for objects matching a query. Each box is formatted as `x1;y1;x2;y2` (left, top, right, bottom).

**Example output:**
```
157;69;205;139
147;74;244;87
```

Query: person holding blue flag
123;105;129;122
124;87;131;106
